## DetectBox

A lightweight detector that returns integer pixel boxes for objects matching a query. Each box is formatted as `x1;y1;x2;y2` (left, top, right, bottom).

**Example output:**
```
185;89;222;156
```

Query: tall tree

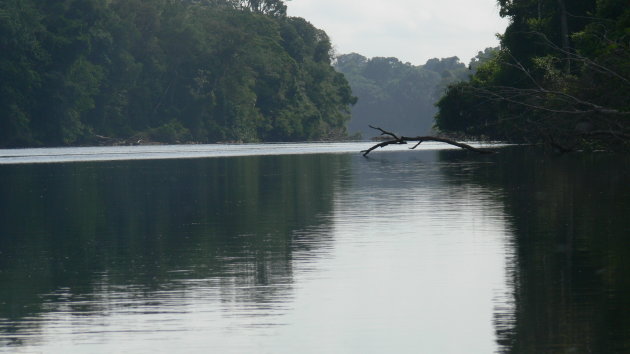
335;54;466;138
0;0;355;147
435;0;629;150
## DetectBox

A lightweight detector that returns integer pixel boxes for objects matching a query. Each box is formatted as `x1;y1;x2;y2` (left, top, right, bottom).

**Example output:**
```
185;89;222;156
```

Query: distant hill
335;53;469;139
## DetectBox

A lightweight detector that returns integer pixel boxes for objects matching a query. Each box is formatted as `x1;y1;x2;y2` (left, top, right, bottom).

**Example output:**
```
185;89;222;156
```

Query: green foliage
435;0;630;150
0;0;355;147
335;54;467;138
147;120;193;143
467;47;500;73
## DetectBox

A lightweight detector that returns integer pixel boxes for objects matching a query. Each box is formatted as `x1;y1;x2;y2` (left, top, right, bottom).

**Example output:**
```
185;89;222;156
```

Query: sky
287;0;509;66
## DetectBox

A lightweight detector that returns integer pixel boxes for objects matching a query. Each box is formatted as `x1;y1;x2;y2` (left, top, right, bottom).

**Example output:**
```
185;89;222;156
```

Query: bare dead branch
583;130;630;140
369;125;400;140
469;84;630;116
361;126;496;156
504;52;545;90
524;31;630;84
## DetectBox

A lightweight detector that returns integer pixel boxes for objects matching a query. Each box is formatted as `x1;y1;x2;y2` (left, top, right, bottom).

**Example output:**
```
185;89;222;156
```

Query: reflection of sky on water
283;151;512;353
0;141;494;164
0;148;516;353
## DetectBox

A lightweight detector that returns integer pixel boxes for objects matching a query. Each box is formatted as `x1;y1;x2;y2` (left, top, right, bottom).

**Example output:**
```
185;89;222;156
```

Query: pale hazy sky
287;0;509;65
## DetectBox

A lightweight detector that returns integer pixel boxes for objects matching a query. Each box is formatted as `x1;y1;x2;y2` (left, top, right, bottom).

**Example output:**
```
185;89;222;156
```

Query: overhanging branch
361;126;496;156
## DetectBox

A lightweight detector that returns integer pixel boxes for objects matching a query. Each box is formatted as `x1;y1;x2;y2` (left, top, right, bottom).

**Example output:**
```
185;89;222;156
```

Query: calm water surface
0;143;628;353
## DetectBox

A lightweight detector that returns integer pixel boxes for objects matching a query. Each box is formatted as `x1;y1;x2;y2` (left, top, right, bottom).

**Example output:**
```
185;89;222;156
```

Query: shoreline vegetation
2;0;627;151
88;133;358;147
434;0;629;152
1;0;356;148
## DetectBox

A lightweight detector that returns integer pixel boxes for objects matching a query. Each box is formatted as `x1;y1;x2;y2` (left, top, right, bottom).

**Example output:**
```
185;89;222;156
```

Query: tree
0;0;46;146
335;54;470;139
435;0;630;151
231;0;287;17
0;0;355;147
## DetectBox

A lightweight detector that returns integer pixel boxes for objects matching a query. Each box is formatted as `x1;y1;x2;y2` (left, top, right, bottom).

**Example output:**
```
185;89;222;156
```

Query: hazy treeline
435;0;630;150
334;53;470;138
0;0;356;147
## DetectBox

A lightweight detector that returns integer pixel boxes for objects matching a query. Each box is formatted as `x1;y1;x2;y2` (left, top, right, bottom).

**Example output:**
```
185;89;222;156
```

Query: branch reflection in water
0;145;628;353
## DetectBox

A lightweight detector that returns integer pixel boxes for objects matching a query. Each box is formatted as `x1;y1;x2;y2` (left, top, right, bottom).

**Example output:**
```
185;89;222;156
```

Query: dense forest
0;0;356;147
435;0;630;150
4;0;627;149
334;54;471;138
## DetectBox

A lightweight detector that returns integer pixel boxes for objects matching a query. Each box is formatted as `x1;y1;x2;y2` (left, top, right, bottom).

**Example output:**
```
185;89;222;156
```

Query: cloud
287;0;508;64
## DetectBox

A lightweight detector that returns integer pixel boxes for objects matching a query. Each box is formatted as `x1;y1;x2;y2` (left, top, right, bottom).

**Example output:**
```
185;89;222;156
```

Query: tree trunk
360;126;495;156
557;0;570;72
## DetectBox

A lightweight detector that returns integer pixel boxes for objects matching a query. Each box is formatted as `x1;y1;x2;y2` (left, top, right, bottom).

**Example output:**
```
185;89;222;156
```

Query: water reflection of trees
438;147;630;353
0;154;349;346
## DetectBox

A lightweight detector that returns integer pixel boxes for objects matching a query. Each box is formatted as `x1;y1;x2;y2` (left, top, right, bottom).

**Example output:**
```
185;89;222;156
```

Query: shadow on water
438;147;630;353
0;146;629;352
0;154;350;346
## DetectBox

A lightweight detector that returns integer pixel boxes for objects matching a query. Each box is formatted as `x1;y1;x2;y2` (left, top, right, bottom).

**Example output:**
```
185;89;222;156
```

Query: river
0;143;628;353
